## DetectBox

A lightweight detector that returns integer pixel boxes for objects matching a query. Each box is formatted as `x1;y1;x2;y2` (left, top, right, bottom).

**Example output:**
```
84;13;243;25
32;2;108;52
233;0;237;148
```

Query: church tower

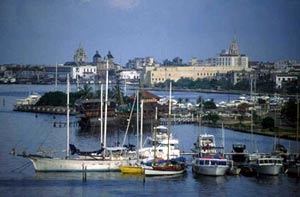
229;37;239;56
73;44;88;65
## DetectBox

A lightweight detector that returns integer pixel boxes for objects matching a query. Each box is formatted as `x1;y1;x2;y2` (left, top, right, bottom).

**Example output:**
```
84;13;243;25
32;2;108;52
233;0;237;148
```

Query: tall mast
250;78;254;152
104;59;109;148
66;74;70;159
140;99;144;149
136;90;139;150
55;62;58;91
154;107;158;162
167;81;172;160
297;94;299;154
100;84;103;145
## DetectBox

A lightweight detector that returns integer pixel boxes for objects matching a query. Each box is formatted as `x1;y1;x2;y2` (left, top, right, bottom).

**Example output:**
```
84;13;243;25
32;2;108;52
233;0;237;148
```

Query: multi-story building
275;74;298;89
143;38;250;86
215;38;248;68
126;57;156;70
118;70;140;80
143;65;249;85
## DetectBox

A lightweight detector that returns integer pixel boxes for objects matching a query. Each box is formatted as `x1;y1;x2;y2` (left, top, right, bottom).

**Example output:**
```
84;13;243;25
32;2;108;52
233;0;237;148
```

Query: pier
14;105;76;115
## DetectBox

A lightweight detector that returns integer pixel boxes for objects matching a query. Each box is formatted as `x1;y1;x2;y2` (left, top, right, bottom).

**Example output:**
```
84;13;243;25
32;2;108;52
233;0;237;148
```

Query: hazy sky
1;0;300;65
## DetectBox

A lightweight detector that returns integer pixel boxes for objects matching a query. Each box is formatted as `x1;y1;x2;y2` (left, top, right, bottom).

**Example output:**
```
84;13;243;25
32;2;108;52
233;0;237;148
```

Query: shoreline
200;122;298;142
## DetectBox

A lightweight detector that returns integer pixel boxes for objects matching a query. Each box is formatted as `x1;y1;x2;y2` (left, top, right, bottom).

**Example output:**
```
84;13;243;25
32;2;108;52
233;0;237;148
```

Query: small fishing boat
192;154;230;176
249;153;283;175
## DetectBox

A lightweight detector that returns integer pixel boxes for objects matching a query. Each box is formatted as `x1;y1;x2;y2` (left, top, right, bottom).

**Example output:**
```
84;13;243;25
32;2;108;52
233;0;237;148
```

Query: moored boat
17;61;136;172
119;165;143;174
249;154;283;175
192;154;230;176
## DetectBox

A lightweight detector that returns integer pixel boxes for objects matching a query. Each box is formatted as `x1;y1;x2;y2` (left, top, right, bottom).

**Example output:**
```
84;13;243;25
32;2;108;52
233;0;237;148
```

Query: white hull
251;164;282;175
249;154;283;175
29;156;136;172
144;168;186;176
192;164;229;176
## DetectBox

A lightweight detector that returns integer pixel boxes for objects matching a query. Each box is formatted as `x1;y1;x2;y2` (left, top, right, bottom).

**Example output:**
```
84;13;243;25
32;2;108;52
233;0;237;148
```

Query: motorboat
249;153;283;175
192;154;229;176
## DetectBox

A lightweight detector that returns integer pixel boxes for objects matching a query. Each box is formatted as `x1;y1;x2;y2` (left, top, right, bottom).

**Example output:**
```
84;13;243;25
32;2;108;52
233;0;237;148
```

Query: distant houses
0;38;299;95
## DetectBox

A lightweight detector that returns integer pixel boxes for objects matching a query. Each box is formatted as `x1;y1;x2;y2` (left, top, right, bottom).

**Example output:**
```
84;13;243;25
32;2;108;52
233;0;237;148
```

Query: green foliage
203;113;219;124
36;91;67;106
78;84;93;99
281;98;298;124
154;77;249;91
261;117;275;130
36;91;82;107
233;79;250;91
203;99;217;109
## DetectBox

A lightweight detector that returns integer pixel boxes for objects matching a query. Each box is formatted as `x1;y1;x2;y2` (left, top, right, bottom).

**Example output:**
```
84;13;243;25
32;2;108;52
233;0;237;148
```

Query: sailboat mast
66;74;70;159
154;107;158;162
250;78;254;152
100;84;103;145
297;94;299;154
136;90;139;150
55;62;58;91
104;59;109;148
140;99;143;149
167;81;172;160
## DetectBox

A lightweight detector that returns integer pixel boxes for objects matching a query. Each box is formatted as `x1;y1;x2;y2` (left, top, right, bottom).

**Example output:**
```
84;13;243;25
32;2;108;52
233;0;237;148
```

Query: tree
78;84;93;99
36;91;66;106
281;98;298;125
203;99;217;109
261;117;275;131
203;113;219;124
109;85;124;105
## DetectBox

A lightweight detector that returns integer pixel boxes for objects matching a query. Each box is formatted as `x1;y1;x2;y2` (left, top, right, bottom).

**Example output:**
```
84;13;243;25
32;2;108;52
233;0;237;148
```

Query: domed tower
93;50;102;64
229;37;239;56
106;51;114;61
74;44;88;65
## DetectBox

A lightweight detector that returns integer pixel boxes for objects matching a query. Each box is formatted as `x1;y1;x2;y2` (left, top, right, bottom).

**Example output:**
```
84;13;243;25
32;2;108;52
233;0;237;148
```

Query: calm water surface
0;85;299;196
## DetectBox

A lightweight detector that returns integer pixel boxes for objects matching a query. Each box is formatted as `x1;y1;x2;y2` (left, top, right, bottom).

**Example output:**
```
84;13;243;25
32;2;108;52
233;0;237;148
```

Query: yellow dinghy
119;165;144;174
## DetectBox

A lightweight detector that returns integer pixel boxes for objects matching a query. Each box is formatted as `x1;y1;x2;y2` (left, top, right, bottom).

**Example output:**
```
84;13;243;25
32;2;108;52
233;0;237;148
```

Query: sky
0;0;300;65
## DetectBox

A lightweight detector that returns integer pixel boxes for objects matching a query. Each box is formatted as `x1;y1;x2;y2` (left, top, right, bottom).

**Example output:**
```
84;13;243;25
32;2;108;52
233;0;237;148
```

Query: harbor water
0;85;299;196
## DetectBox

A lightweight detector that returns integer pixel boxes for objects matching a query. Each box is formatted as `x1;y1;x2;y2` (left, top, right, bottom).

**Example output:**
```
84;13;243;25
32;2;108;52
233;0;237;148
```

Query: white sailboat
144;81;186;176
19;60;135;172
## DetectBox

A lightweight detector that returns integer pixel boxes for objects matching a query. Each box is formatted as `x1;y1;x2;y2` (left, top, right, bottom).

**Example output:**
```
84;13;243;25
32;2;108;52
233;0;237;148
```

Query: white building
215;38;248;69
276;74;298;89
126;57;155;69
72;65;97;80
119;70;140;80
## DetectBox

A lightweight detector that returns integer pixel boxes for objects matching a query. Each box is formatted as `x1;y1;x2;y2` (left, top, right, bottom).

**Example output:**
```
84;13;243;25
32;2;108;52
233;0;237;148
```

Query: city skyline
0;0;300;65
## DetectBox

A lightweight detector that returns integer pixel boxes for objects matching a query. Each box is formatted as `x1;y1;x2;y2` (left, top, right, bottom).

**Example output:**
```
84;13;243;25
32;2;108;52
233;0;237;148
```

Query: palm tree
79;84;93;99
109;85;124;105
